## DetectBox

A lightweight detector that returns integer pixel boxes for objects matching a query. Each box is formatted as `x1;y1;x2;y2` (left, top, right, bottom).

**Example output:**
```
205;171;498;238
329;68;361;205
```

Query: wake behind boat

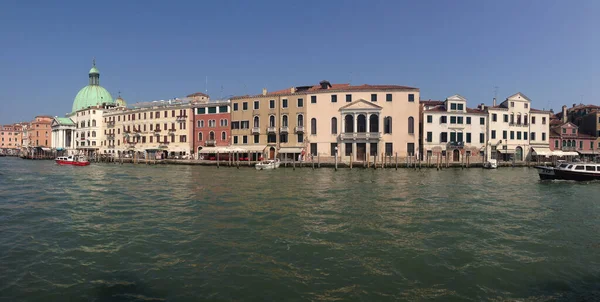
55;155;90;166
535;162;600;181
255;159;280;170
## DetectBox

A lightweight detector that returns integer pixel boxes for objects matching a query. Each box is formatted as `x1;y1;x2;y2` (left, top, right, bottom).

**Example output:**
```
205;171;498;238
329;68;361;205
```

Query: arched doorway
515;146;523;161
344;115;353;132
453;149;460;162
269;147;275;160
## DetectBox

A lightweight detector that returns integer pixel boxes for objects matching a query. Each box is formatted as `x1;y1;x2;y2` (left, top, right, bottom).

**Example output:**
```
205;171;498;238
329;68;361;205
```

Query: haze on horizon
1;0;599;124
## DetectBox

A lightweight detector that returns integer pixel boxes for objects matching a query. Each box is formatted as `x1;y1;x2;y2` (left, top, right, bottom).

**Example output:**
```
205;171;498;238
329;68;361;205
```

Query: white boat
483;159;497;169
255;159;280;170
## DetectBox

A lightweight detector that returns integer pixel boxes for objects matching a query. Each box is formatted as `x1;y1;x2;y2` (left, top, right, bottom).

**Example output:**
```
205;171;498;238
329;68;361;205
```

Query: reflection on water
1;157;600;301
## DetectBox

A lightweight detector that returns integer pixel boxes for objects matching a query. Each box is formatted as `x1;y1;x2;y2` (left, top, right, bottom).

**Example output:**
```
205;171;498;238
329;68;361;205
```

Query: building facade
421;95;487;162
549;122;597;159
30;116;53;148
486;93;551;161
51;117;76;153
192;101;230;156
0;124;23;153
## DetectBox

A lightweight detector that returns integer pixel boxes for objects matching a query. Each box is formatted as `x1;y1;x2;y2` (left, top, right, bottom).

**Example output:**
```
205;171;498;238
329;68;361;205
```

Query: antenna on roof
493;86;498;99
220;85;223;100
349;71;352;85
205;76;208;95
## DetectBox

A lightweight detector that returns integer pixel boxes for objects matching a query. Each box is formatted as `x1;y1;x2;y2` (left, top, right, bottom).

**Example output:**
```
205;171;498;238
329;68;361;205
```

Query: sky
1;0;599;124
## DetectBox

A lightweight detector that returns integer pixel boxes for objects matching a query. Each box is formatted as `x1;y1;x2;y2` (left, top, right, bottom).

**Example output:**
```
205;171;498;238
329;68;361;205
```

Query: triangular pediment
339;99;382;111
561;122;578;129
506;92;531;102
446;94;467;102
52;117;75;127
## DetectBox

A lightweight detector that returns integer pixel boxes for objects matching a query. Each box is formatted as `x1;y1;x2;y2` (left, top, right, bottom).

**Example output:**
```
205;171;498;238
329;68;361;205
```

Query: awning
56;147;65;151
497;149;515;154
279;147;303;153
555;151;578;156
41;147;51;151
198;147;228;154
532;147;552;156
238;145;267;152
578;150;598;155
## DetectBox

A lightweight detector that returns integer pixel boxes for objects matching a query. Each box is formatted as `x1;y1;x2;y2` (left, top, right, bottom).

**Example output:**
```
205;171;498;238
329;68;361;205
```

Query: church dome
72;60;114;112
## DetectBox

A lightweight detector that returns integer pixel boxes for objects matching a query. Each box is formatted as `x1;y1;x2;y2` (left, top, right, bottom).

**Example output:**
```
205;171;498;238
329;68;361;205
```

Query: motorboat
483;159;498;169
535;162;600;181
55;155;90;166
255;159;280;170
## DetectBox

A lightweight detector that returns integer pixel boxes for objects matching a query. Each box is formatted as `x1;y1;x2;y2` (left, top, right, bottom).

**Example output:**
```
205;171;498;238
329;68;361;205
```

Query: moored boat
483;159;498;169
255;159;280;170
535;162;600;181
55;155;90;166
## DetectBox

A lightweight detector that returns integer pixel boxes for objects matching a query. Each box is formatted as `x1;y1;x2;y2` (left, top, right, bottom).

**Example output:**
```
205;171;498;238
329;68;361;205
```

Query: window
233;136;238;144
408;94;414;102
572;129;576;134
450;116;457;124
280;133;288;143
331;95;337;103
591;141;594;149
426;132;432;142
297;98;303;107
407;143;415;156
451;103;457;110
458;117;464;124
503;114;508;123
198;132;203;141
386;94;392;102
542;117;546;124
440;132;448;143
254;101;259;110
331;143;338;156
331;117;337;134
254;135;259;143
219;106;228;113
241;121;250;129
427;115;432;123
311;96;316;103
524;132;528;140
282;115;288;127
579;140;583;149
555;140;559;148
269;115;275;127
532;116;536;124
562;128;566;134
311;118;317;135
479;133;484;143
242;136;248;144
503;131;507;140
221;132;226;141
517;132;521;140
384;117;392;134
450;132;456;142
346;94;352;102
466;133;471;143
269;100;275;109
574;165;584;171
297;115;304;127
231;121;240;129
282;99;288;108
310;143;317;156
531;132;536;141
233;103;239;111
240;102;247;111
385;143;393;156
371;94;377;102
492;114;497;122
297;133;303;143
491;130;496;139
478;117;484;125
511;102;515;107
510;131;515;140
268;134;277;143
542;132;546;141
440;116;447;124
253;116;259;128
408;117;414;134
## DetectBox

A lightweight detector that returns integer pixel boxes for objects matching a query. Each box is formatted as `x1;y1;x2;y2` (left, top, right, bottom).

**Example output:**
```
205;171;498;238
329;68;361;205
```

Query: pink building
192;101;231;157
549;122;598;160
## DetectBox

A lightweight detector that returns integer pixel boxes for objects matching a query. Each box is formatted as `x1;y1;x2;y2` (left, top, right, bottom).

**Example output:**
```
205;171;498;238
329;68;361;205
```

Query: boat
55;155;90;166
483;159;498;169
255;159;280;170
535;162;600;181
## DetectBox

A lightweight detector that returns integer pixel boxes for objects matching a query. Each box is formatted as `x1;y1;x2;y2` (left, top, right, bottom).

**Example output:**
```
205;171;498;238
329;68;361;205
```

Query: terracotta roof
231;83;418;100
420;99;444;106
530;108;552;114
567;104;600;111
423;106;486;115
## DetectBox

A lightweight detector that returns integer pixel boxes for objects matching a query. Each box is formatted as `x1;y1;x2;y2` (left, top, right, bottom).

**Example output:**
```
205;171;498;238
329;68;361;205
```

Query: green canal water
1;157;600;301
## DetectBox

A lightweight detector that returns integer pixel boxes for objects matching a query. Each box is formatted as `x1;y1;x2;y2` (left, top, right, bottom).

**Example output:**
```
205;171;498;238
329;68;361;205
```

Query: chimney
480;103;485;111
572;103;576;108
492;97;496;107
562;105;567;123
319;80;331;89
290;87;296;94
262;88;267;96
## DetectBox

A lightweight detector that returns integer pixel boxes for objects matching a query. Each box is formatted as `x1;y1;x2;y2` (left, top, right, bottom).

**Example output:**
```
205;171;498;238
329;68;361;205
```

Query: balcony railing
251;127;261;134
295;126;305;133
205;140;216;146
339;132;382;140
107;121;115;127
106;134;115;140
158;142;170;148
168;128;176;133
267;126;277;133
280;126;289;133
154;128;161;132
561;146;577;151
447;141;465;149
176;115;187;122
508;122;528;127
80;137;86;141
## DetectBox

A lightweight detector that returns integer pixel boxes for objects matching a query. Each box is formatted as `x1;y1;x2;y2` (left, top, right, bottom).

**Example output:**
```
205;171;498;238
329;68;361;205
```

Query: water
1;157;600;301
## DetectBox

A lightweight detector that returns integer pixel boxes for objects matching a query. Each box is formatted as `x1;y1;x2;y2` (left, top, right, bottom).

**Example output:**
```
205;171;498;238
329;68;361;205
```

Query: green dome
72;85;114;112
89;66;100;74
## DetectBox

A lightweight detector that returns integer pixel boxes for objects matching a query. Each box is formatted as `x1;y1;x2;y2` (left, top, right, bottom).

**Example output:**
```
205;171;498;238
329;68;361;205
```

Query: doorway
269;147;275;160
515;147;523;161
356;143;366;161
453;149;460;162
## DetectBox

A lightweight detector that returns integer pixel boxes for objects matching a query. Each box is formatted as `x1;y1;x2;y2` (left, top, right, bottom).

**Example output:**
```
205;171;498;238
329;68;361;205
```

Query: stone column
353;113;357;133
366;113;370;133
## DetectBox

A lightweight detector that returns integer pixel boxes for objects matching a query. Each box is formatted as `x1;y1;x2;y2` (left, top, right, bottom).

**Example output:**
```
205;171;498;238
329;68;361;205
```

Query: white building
51;117;76;153
421;95;487;162
486;92;551;161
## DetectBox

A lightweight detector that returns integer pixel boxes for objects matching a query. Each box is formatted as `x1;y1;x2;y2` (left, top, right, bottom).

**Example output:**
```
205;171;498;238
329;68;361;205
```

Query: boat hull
56;160;90;166
553;169;600;181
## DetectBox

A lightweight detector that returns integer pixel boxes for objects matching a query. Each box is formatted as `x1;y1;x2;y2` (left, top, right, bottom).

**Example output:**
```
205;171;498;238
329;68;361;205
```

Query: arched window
297;114;304;127
331;117;337;134
517;114;521;125
92;131;96;137
209;131;215;140
254;116;260;128
384;117;392;134
345;115;353;133
563;140;566;147
87;131;90;137
510;114;514;124
198;132;203;141
87;120;90;127
221;131;226;140
311;118;317;135
408;117;414;134
269;115;275;127
92;120;96;127
369;115;379;132
357;115;366;132
282;115;288;127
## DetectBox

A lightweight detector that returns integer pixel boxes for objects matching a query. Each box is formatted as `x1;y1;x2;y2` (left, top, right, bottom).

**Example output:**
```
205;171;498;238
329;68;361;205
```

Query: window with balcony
269;115;275;127
282;115;288;127
254;116;259;128
331;117;337;134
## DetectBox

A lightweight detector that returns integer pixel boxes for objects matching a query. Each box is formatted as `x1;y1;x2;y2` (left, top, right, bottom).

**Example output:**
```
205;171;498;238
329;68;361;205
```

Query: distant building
192;101;230;157
30;116;53;148
549;121;597;159
0;124;23;153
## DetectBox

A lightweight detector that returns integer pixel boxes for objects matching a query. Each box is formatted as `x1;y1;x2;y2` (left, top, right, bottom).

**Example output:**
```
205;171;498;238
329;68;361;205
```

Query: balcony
508;122;528;127
561;146;577;151
205;140;216;146
168;128;176;133
154;128;162;132
108;144;115;148
106;134;115;140
158;142;170;148
80;137;86;141
107;121;115;127
176;115;188;122
339;132;381;140
267;126;277;134
447;141;465;149
280;126;289;133
252;127;261;134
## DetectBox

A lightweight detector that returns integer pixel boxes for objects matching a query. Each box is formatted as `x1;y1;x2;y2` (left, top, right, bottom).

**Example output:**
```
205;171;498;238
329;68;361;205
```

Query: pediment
339;99;382;111
561;122;578;129
506;92;532;102
446;94;467;102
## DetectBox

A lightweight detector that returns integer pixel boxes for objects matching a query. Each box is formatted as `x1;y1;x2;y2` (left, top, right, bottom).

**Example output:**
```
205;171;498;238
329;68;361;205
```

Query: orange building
30;116;53;147
1;124;23;152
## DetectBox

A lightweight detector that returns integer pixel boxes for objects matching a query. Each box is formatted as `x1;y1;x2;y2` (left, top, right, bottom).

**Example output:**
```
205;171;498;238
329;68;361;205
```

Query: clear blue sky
1;0;599;124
